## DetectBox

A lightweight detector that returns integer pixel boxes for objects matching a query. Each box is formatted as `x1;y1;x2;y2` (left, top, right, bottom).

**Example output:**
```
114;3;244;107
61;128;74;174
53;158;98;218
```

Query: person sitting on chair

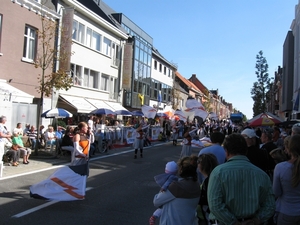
11;132;31;164
26;126;37;150
60;126;74;156
44;126;56;152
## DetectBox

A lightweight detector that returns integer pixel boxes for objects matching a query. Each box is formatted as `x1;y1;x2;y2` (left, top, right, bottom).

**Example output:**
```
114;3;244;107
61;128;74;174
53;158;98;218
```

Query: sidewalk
0;141;165;179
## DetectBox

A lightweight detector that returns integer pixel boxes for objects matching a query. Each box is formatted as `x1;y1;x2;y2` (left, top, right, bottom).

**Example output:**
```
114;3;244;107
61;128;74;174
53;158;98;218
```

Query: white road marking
11;187;94;218
0;143;164;180
7;143;166;218
12;201;59;218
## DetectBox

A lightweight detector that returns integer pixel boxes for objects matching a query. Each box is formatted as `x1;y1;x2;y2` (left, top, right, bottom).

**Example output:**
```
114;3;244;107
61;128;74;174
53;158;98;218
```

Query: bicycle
97;127;115;153
100;138;108;153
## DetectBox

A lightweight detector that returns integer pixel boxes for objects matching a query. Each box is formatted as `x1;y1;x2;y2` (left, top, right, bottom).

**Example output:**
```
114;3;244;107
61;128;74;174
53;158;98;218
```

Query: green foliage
56;120;66;129
172;81;181;110
33;5;73;155
34;15;73;97
202;89;212;112
251;51;273;117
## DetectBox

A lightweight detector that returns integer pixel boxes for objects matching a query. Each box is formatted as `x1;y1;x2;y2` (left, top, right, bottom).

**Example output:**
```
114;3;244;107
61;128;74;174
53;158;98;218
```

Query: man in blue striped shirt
207;133;275;225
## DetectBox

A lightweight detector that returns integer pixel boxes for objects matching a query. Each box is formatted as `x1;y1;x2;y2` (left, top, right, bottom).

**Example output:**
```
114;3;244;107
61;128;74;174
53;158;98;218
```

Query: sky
104;0;297;120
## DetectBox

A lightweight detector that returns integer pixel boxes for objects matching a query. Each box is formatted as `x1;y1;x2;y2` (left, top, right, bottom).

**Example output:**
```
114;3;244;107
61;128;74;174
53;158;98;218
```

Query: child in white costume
149;161;178;225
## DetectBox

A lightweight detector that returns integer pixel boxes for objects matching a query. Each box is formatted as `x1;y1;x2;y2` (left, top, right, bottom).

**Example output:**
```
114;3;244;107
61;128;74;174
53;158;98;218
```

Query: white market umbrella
41;108;73;118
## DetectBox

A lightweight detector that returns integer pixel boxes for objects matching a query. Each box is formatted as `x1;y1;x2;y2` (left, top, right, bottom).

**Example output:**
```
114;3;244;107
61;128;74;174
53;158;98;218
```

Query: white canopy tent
0;79;33;103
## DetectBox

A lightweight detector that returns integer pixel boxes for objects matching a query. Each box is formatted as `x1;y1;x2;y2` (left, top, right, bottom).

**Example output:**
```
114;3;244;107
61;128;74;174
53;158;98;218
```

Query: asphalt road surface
0;142;201;225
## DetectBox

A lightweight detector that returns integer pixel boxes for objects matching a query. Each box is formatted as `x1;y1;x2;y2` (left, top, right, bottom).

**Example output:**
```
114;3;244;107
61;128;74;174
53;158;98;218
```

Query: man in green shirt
207;133;275;225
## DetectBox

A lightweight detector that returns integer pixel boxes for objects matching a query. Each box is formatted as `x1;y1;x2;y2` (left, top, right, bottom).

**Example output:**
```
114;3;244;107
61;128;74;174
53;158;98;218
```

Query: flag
185;98;208;120
142;105;157;119
194;109;209;121
174;109;187;122
191;139;205;148
138;93;144;105
30;163;88;201
158;91;162;106
293;90;299;111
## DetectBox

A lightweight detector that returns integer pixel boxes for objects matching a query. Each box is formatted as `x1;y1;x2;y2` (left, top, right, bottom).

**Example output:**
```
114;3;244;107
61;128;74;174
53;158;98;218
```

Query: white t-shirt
13;127;23;136
45;131;56;140
88;119;94;131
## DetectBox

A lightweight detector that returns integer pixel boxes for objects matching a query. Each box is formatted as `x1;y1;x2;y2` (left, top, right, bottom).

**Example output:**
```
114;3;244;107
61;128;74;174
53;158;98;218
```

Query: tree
33;4;73;155
171;82;181;110
202;89;213;113
251;50;273;117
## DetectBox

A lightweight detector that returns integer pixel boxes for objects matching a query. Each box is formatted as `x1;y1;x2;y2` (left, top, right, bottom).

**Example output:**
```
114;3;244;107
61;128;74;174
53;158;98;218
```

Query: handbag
24;137;32;148
11;144;19;150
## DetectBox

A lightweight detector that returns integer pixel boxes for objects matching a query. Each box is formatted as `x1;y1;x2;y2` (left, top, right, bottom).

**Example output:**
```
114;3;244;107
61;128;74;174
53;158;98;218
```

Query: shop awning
59;94;96;113
0;79;34;103
106;101;128;111
85;98;115;111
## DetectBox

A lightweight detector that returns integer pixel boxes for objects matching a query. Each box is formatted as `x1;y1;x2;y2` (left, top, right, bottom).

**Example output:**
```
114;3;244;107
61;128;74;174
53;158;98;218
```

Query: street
0;142;201;225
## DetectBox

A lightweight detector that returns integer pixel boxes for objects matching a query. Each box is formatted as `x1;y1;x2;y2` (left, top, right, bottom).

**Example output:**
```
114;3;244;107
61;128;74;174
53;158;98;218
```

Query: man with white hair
291;123;300;136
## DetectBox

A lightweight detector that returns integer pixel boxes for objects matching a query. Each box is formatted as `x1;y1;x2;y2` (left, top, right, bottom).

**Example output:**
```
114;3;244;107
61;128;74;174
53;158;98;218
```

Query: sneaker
149;215;156;225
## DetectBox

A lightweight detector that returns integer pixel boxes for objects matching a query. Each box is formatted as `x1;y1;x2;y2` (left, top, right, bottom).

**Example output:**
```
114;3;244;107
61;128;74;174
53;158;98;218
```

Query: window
133;79;138;92
23;25;37;61
159;63;162;72
109;77;117;99
86;28;92;48
86;27;101;51
112;42;120;67
72;20;85;44
92;31;101;51
84;68;99;89
0;14;2;52
154;60;157;70
103;37;111;56
164;66;166;75
101;74;109;91
71;64;83;86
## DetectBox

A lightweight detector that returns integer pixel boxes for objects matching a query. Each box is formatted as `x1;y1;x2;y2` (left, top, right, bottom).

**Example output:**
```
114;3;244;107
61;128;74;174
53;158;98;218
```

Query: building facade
54;0;128;121
281;31;294;119
0;0;59;129
291;4;300;119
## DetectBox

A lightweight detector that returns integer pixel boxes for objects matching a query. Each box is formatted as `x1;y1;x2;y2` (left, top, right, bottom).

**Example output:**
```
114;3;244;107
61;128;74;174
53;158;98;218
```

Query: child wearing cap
149;161;178;225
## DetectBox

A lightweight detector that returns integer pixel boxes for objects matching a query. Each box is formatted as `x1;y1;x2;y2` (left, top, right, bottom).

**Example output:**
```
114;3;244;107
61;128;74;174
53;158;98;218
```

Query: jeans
31;139;37;150
46;139;56;152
